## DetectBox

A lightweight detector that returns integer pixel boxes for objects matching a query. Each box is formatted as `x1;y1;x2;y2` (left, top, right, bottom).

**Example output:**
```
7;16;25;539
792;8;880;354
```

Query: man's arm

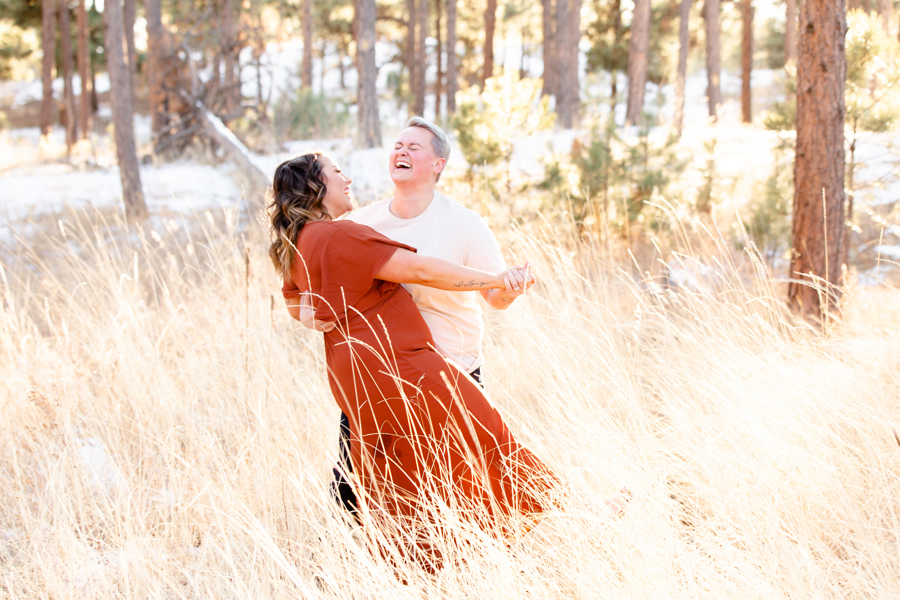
288;292;336;332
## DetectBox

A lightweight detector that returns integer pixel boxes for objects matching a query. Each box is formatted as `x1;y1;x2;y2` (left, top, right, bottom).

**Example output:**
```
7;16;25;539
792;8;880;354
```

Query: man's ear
434;158;446;175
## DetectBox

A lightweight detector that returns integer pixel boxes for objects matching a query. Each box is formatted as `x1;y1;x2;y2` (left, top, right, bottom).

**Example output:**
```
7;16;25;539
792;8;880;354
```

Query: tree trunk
878;0;891;35
406;0;417;109
609;0;621;112
41;0;57;136
302;0;313;88
59;0;77;150
785;0;797;65
413;0;427;115
674;0;691;134
554;0;568;114
556;0;581;128
741;0;753;123
77;0;91;139
104;0;149;220
705;0;722;122
435;0;443;120
542;0;556;97
355;0;382;147
145;0;166;140
446;0;457;113
625;0;651;126
123;0;137;94
483;0;498;89
222;0;239;114
789;0;846;317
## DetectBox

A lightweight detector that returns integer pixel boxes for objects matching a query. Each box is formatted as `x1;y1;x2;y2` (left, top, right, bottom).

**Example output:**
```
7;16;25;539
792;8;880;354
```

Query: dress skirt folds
282;220;557;556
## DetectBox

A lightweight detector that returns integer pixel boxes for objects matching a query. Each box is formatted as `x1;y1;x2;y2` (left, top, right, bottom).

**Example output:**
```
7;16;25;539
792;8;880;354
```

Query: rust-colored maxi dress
282;220;557;542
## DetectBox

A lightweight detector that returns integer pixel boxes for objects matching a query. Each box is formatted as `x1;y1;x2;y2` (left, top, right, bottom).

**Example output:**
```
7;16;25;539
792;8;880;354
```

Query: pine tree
446;0;457;113
355;0;382;147
104;0;149;219
789;0;846;317
785;0;797;64
482;0;497;90
77;0;91;139
674;0;691;134
741;0;753;123
625;0;651;125
41;0;57;136
542;0;556;98
302;0;313;88
556;0;581;128
705;0;722;121
59;0;77;149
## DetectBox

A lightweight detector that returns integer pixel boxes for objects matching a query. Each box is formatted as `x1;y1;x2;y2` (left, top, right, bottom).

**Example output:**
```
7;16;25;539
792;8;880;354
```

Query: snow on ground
2;39;898;267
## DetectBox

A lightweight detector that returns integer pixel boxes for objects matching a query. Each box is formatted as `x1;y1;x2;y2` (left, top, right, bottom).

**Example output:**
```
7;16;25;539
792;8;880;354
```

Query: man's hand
290;292;336;332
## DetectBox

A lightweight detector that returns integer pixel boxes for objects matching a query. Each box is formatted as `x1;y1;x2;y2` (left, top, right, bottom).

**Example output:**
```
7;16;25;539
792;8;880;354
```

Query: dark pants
331;367;483;523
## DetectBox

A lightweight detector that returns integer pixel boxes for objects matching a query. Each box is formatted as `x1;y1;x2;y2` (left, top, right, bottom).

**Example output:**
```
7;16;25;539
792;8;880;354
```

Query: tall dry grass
1;202;899;599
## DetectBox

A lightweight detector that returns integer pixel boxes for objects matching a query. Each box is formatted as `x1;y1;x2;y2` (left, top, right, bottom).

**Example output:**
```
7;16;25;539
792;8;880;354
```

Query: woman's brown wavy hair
267;152;330;278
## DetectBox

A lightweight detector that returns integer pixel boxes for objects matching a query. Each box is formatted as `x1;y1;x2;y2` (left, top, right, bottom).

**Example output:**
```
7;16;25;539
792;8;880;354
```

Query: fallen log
196;103;269;209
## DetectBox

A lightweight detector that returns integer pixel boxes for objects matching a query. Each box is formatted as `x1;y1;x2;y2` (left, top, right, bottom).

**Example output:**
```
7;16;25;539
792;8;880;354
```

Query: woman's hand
499;262;535;294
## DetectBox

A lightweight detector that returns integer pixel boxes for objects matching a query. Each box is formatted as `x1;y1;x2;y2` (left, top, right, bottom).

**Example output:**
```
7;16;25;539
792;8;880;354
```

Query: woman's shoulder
302;219;385;246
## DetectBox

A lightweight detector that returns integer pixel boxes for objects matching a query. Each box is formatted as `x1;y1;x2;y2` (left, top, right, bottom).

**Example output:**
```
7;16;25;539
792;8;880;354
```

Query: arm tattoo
454;280;490;288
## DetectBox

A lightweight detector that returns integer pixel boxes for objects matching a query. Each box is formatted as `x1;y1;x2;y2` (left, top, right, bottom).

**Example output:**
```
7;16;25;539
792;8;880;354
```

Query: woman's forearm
375;249;504;291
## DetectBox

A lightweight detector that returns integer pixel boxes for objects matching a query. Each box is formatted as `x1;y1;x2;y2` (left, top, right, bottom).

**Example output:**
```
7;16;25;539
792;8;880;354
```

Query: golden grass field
1;201;899;599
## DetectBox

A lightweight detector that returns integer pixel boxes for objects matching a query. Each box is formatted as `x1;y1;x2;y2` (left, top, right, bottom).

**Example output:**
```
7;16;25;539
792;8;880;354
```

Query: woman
268;153;558;559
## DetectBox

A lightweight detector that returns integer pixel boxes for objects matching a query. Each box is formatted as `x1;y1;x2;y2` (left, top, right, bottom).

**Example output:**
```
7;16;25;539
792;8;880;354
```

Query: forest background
1;0;900;597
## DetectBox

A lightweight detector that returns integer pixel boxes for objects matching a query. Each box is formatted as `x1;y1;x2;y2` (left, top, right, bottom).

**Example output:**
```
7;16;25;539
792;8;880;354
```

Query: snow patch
77;437;121;494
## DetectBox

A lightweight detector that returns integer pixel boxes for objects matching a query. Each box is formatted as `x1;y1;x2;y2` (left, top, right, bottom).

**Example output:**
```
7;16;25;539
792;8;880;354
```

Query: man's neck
390;185;436;219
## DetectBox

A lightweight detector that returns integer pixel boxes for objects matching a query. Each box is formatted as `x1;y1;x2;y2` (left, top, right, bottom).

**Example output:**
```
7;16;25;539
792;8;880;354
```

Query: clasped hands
498;261;536;297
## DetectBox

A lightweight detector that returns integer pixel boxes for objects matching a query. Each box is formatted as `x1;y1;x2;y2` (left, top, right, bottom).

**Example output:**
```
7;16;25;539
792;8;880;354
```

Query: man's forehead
395;127;434;146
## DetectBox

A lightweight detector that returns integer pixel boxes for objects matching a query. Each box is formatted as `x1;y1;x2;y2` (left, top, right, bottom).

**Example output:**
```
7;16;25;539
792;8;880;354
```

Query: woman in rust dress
268;153;557;555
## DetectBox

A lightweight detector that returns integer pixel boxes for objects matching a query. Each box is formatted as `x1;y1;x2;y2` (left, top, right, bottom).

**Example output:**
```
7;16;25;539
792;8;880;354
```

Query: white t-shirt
345;191;506;373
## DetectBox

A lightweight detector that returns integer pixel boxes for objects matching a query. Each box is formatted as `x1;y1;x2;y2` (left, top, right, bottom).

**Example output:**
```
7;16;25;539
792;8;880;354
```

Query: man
300;117;533;520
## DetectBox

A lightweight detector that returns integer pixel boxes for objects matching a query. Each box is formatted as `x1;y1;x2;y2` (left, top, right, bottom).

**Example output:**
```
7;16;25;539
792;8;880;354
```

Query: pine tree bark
446;0;457;113
355;0;382;147
741;0;753;123
77;0;92;139
406;0;417;110
413;0;427;115
556;0;581;128
705;0;722;122
785;0;797;65
41;0;57;136
145;0;166;140
302;0;313;88
123;0;137;94
482;0;498;89
609;0;621;110
625;0;651;126
789;0;846;317
435;0;443;120
59;0;77;149
674;0;691;134
542;0;556;97
878;0;891;35
222;0;240;113
104;0;149;220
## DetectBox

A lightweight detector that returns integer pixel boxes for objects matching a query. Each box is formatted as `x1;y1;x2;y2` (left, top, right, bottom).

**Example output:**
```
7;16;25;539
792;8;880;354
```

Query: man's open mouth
395;161;412;169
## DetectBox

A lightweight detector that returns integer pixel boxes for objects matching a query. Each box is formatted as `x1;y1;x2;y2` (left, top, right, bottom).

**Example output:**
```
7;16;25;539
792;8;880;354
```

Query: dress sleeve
314;221;416;321
282;277;301;299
